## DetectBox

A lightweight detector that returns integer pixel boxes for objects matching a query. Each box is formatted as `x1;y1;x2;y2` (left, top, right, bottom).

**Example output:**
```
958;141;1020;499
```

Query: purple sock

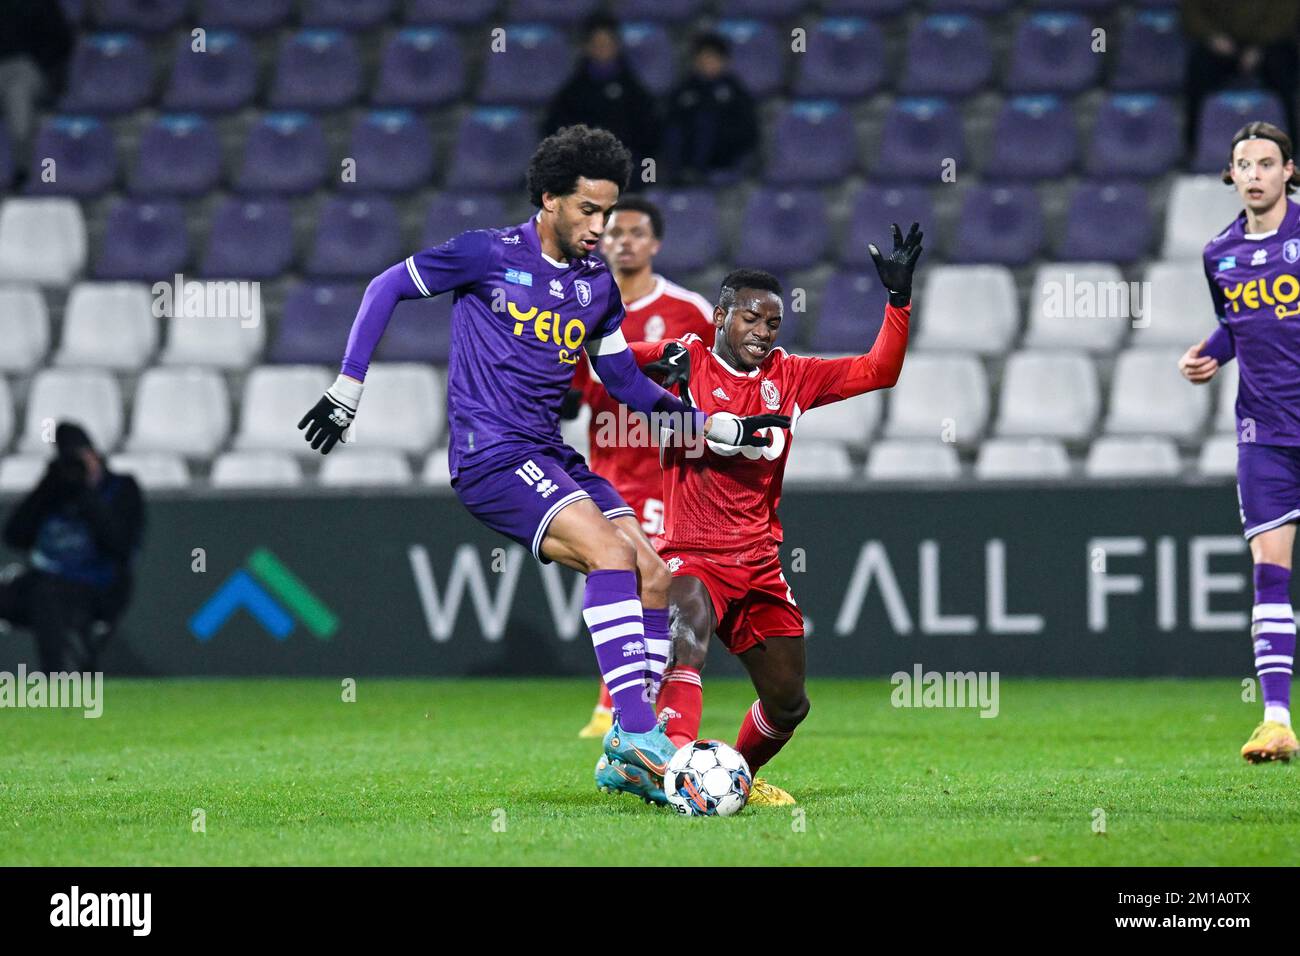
642;607;671;702
582;569;655;732
1252;563;1294;717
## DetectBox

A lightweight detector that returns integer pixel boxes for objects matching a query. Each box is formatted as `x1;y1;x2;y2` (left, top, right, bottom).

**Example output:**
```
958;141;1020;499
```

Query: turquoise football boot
602;712;677;784
594;754;668;806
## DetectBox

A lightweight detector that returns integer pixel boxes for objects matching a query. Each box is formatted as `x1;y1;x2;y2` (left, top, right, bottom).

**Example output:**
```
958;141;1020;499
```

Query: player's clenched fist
1178;340;1219;384
298;374;363;453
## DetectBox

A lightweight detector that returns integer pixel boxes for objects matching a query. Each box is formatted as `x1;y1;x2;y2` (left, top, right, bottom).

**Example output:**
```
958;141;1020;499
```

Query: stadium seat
25;116;117;198
1005;13;1100;94
510;0;602;22
812;271;888;353
348;363;445;454
373;28;465;108
1112;9;1185;92
0;378;12;452
620;23;675;96
375;295;454;365
793;17;886;100
975;438;1071;480
107;452;191;489
784;441;856;482
1085;94;1180;178
1033;0;1115;9
318;450;414;486
873;98;964;182
926;0;1011;11
1024;263;1129;352
883;354;989;447
766;101;857;186
19;369;123;454
423;193;510;246
0;285;50;372
446;108;535;192
126;367;231;458
714;20;785;97
0;125;11;191
55;282;157;370
559;405;590;458
949;185;1044;267
305;197;404;280
643;190;722;277
901;14;993;97
0;198;87;285
128;114;222;197
301;0;395;28
0;455;50;492
422;447;452;485
197;0;294;30
1129;261;1220;348
343;111;434;193
988;96;1077;180
209;451;303;488
163;31;258;113
269;30;362;111
1104;349;1210;439
271;284;365;365
234;367;334;455
1215;360;1238;434
200;198;294;279
1162;175;1249;260
234;113;329;196
94;0;188;31
61;33;154;114
1057;181;1151;263
994;350;1099;441
477;25;571;106
866;440;961;480
94;199;190;282
1085;436;1181;478
158;290;266;369
841;185;935;268
735;190;829;272
404;0;501;24
717;0;804;15
915;265;1018;354
1198;434;1237;478
792;390;881;450
1193;91;1287;175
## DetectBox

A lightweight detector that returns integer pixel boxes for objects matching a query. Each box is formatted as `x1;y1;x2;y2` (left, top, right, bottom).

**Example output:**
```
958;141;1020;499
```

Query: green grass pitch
0;677;1295;866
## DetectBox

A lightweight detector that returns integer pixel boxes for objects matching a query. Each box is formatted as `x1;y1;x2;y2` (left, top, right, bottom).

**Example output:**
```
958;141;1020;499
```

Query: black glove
298;376;362;454
707;412;791;448
559;388;584;421
868;221;924;308
643;342;692;403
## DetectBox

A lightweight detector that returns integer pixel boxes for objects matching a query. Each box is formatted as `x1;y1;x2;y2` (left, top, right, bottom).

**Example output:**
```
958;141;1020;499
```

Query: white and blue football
664;739;752;817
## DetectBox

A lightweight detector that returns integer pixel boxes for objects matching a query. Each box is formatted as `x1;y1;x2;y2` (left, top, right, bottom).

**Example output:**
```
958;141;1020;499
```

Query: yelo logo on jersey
1223;274;1300;317
507;301;586;364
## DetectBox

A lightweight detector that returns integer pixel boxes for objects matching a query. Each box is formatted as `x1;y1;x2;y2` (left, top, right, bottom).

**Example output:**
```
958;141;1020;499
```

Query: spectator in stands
660;31;760;185
0;422;145;672
0;0;74;184
1182;0;1300;155
543;14;660;184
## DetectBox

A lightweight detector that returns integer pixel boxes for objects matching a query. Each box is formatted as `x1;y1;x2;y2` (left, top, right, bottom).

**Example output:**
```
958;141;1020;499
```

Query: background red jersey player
635;224;923;805
567;197;715;738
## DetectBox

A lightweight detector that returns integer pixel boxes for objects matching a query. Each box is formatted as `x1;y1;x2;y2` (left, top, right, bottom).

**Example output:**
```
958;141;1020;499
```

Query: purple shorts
1237;443;1300;539
452;442;634;561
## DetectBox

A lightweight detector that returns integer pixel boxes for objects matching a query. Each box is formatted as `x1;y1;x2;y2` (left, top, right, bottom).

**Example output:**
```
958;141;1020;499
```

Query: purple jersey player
1180;121;1300;763
296;126;784;798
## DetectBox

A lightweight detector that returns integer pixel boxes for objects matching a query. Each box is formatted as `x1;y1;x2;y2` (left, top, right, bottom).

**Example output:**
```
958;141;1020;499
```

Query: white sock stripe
607;678;645;696
663;670;702;685
645;638;671;652
1252;621;1297;636
404;256;431;297
1253;603;1295;621
750;701;792;740
1257;667;1293;675
1255;655;1295;665
583;598;643;628
602;662;647;683
590;621;646;646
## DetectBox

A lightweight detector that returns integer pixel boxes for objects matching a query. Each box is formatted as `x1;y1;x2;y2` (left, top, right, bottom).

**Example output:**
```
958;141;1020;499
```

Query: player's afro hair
526;124;632;208
719;269;783;314
1223;121;1300;194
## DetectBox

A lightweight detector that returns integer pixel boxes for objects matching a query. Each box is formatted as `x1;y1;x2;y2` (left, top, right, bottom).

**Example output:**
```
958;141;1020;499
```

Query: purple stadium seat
793;17;886;100
902;15;993;97
270;284;366;364
717;0;805;17
93;200;189;281
736;190;829;273
841;185;935;268
988;95;1077;180
446;108;535;192
715;20;785;97
813;270;888;352
1006;13;1100;95
201;199;295;278
301;0;395;28
60;0;85;23
344;111;434;193
822;0;908;14
509;0;601;23
951;185;1044;266
197;0;294;29
270;30;362;111
26;116;117;197
306;197;404;280
1113;9;1185;92
163;31;257;113
477;24;571;106
1193;91;1287;175
928;0;1012;11
373;28;465;108
423;194;510;246
642;190;722;276
766;101;857;186
376;295;454;364
1032;0;1115;9
622;23;675;96
129;114;222;197
234;113;329;195
873;98;964;182
405;0;499;23
1085;94;1179;178
61;33;153;115
611;0;706;21
1057;181;1151;263
94;0;187;31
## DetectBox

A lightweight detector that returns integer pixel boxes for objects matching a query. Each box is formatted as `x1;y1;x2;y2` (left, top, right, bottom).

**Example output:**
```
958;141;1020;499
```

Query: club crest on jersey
575;278;592;307
1286;239;1300;264
760;379;781;410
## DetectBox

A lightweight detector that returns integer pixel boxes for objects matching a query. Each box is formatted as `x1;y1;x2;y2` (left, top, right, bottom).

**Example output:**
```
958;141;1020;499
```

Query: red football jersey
570;276;714;534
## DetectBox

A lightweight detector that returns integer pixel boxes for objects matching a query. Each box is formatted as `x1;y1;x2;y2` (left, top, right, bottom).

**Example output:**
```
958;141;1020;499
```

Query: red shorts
656;546;804;655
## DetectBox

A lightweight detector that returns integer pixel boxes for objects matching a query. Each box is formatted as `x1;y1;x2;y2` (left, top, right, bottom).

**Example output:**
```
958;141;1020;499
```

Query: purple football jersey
1204;199;1300;446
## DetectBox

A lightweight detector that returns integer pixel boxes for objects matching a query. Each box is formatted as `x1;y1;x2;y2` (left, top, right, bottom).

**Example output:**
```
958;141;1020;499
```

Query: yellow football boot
578;708;613;739
747;778;796;807
1241;720;1299;763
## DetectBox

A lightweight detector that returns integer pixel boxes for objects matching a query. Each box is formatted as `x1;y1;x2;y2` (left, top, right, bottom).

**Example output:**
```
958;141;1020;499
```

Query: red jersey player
634;224;922;806
569;197;715;738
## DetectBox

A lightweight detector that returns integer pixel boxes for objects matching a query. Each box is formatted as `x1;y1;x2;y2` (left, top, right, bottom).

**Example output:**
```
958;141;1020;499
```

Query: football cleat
1241;720;1299;763
747;778;796;807
603;713;675;783
594;754;668;805
578;708;613;739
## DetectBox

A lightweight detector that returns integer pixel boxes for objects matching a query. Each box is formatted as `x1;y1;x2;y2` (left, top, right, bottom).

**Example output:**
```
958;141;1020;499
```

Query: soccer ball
664;739;752;817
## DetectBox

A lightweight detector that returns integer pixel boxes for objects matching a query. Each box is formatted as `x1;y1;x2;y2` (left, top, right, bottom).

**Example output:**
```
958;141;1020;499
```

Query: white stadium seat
0;454;50;491
209;451;303;488
422;447;452;486
18;368;123;453
1128;261;1219;348
349;363;444;453
560;403;591;458
318;450;414;486
995;350;1099;441
792;386;880;450
107;452;190;489
55;282;158;370
233;366;333;455
1104;349;1210;439
1023;263;1130;353
883;354;989;447
0;377;12;452
0;198;87;285
783;440;855;482
1162;175;1248;260
158;282;266;368
1197;434;1238;478
1085;436;1181;477
126;366;231;457
0;285;50;372
1214;360;1238;433
915;265;1018;354
865;440;961;480
975;438;1071;480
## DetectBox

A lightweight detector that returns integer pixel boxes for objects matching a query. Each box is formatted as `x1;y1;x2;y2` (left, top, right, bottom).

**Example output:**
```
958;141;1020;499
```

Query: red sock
735;700;793;775
596;681;612;711
656;666;702;748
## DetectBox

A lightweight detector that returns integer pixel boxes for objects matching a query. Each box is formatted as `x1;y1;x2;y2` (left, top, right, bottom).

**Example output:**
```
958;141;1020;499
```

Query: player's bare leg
1242;523;1299;762
735;633;807;805
657;574;714;747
